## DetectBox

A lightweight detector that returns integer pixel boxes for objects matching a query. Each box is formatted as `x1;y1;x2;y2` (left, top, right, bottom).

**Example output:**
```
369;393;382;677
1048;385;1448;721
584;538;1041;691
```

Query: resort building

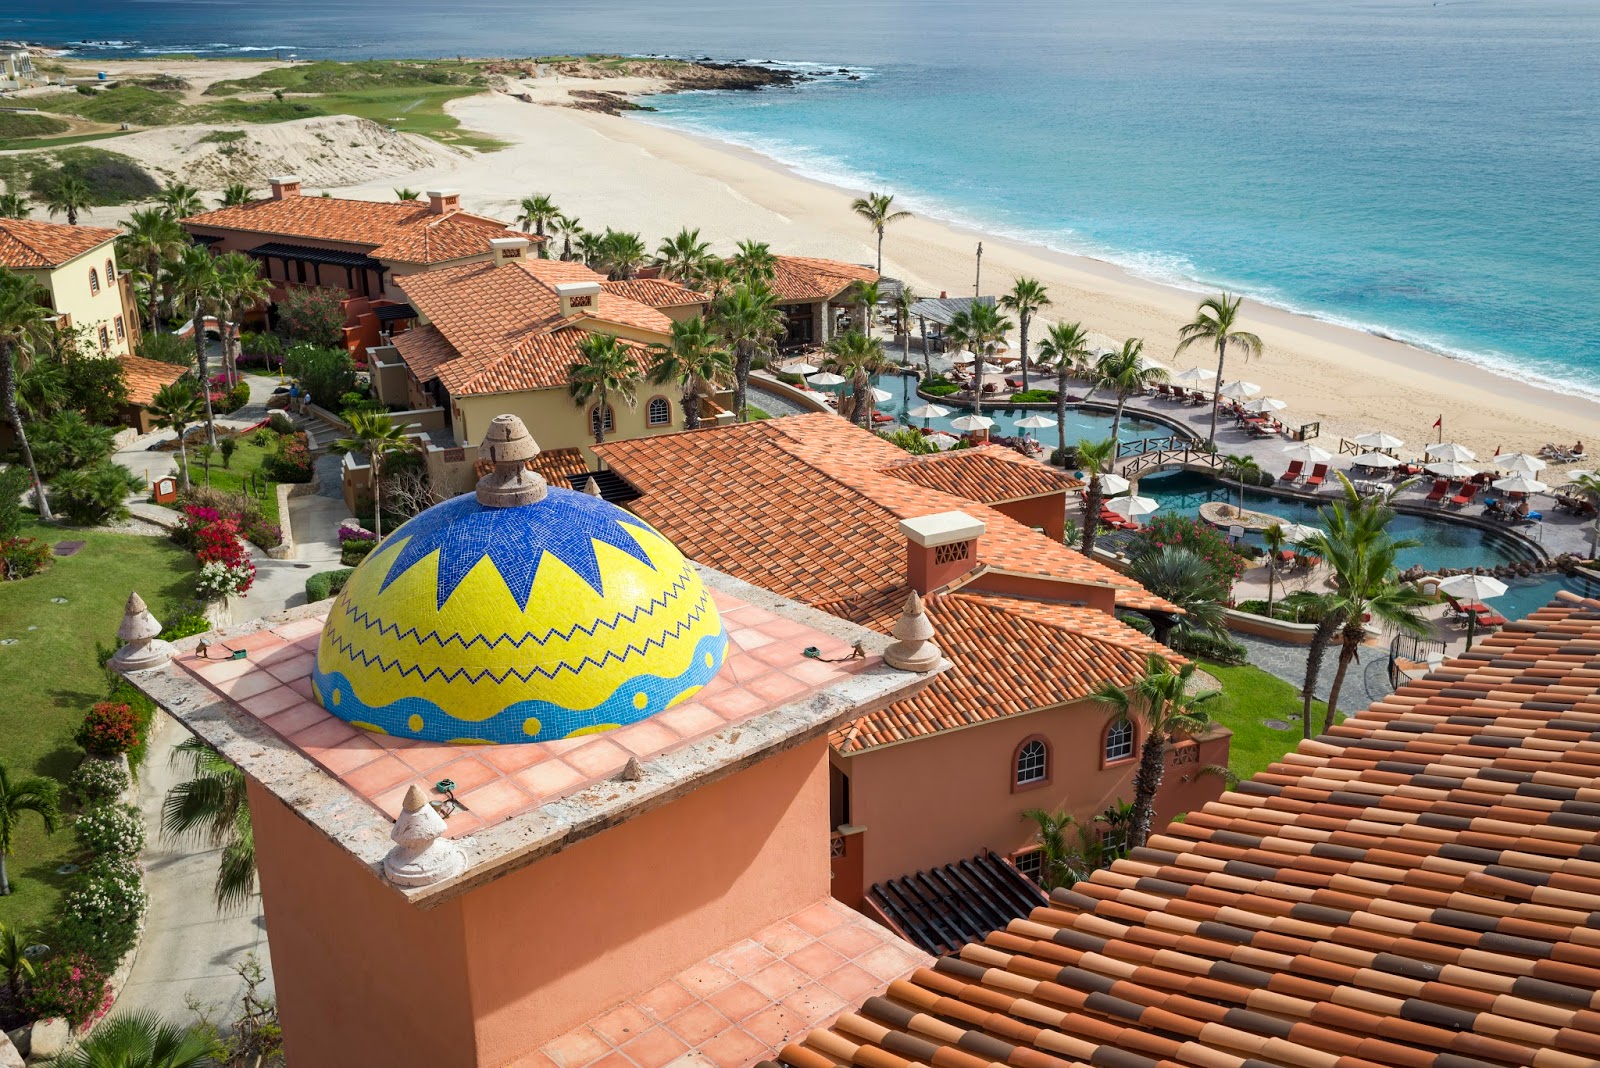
180;178;525;352
766;255;881;348
0;217;138;356
592;415;1231;913
0;49;41;90
116;353;190;433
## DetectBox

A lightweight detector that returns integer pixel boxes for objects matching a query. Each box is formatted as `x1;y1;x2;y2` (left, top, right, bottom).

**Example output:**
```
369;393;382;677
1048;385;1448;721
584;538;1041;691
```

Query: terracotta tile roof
389;324;456;383
777;593;1600;1068
0;218;119;269
604;277;709;308
867;852;1048;956
766;256;879;303
880;446;1083;504
528;446;589;485
593;416;1176;752
182;196;522;264
117;354;188;406
393;259;672;396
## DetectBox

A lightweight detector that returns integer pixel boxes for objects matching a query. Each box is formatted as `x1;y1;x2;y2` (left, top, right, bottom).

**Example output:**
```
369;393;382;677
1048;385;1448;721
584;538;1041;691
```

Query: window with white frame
1105;720;1135;762
590;404;615;437
1014;849;1043;884
1015;738;1048;786
647;396;671;427
114;315;125;340
88;268;100;294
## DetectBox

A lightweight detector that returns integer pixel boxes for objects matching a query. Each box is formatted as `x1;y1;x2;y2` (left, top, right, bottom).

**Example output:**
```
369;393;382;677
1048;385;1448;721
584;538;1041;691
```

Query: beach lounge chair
1424;479;1448;503
1280;460;1304;483
1449;483;1480;507
1304;463;1328;489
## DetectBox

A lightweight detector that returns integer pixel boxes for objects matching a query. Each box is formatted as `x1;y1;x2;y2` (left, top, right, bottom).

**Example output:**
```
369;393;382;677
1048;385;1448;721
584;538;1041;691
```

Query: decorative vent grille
934;541;970;566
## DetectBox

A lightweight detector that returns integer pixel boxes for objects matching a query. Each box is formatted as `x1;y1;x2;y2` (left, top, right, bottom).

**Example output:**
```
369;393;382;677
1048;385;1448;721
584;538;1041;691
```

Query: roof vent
555;281;603;319
899;511;985;594
426;189;461;215
267;175;301;200
491;236;530;266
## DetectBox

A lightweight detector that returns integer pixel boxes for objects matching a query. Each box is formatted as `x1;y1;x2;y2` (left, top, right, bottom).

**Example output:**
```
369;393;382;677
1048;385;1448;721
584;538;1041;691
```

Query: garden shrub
1117;612;1155;635
51;460;143;525
267;410;295;435
242;516;282;550
278;288;348;349
337;522;375;544
263;432;314;483
340;539;376;567
0;535;51;580
23;951;109;1026
158;604;212;641
55;856;147;971
305;567;354;603
282;344;356;409
1051;445;1079;468
0;466;29;539
1009;388;1058;403
103;680;156;770
136;329;194;367
880;427;937;455
922;382;959;397
74;802;145;857
1171;629;1249;665
1129;515;1249;585
25;410;116;478
76;701;142;757
69;757;130;806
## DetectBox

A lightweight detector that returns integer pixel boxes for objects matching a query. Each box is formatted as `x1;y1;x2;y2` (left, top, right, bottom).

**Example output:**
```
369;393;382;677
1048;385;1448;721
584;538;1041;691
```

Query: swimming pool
865;372;1166;444
1492;572;1600;622
1138;470;1532;576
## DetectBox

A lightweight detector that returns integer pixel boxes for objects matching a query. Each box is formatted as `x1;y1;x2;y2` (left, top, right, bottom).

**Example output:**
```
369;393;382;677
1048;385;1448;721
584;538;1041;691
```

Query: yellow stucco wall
23;240;131;356
454;384;683;461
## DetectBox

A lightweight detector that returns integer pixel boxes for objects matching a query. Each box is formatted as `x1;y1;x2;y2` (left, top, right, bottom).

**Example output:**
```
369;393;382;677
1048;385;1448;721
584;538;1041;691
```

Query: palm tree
1038;321;1091;459
162;737;254;912
517;194;560;254
157;181;203;220
1126;545;1230;637
1090;654;1214;851
217;182;254;208
1262;523;1286;616
1019;808;1098;890
147;381;202;492
1571;472;1600;557
0;763;60;896
213;252;269;387
568;332;642;444
393;187;421;201
1090;339;1165;443
551;214;583;262
712;281;783;422
1290;591;1341;739
118;209;186;332
731;240;777;284
0;268;53;520
1;919;36;998
575;229;606;270
50;1011;214;1068
694;257;736;298
999;277;1051;390
168;245;222;444
891;285;920;373
43;174;92;226
0;192;27;219
1075;437;1117;557
1176;293;1263;447
1220;453;1260;516
649;316;732;431
652;227;712;283
851;280;882;339
850;191;911;274
333;412;417;541
597;229;648;280
824;331;888;428
944;301;1013;416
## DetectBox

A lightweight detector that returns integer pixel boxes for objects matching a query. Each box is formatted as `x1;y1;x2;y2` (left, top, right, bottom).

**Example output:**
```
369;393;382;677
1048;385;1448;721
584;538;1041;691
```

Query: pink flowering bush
1131;515;1249;585
24;951;110;1026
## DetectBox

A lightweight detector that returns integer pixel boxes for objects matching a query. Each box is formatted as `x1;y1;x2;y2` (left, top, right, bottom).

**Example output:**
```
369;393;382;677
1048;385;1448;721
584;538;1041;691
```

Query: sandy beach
56;59;1600;466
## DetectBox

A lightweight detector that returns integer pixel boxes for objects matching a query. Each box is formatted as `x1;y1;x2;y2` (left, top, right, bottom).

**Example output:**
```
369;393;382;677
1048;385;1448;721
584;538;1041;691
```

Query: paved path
1233;633;1395;719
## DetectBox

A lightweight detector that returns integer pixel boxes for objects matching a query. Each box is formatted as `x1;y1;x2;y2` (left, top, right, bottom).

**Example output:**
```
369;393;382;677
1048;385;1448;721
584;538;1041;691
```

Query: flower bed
176;504;257;598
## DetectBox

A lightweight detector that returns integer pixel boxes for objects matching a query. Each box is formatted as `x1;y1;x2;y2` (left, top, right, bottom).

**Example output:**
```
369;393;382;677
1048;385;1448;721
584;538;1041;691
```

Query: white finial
475;414;547;507
882;590;941;672
110;591;175;672
582;476;602;497
383;785;467;887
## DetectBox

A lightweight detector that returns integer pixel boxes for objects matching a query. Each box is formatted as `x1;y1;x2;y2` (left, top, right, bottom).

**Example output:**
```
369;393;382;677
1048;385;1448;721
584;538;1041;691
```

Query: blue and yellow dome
312;419;725;744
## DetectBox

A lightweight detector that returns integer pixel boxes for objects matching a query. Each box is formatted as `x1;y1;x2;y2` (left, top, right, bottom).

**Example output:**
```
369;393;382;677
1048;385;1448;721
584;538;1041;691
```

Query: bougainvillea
23;952;111;1026
1130;515;1249;584
75;701;142;757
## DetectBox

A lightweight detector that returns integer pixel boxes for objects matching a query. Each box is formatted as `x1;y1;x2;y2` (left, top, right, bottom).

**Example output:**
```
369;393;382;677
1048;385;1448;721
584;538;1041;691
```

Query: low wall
1223;607;1330;644
388;406;447;432
750;371;832;413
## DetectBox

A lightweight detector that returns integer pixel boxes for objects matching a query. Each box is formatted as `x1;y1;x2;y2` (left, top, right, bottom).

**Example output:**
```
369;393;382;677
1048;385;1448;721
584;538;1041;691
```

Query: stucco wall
251;739;833;1068
991;494;1066;542
24;240;130;356
454;386;684;458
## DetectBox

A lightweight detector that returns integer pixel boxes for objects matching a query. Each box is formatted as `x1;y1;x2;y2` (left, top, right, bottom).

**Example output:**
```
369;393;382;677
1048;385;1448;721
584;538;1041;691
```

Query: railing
1116;434;1196;460
1296;421;1321;441
1388;633;1448;688
1121;443;1224;478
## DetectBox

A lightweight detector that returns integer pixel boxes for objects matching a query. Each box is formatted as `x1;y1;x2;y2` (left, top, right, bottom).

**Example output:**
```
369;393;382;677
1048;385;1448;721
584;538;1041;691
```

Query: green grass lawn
0;518;198;933
179;426;284;530
1198;660;1329;784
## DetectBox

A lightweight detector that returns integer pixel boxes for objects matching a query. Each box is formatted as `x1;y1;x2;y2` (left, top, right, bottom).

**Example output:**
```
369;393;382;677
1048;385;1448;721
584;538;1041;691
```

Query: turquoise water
1495;573;1600;622
865;373;1161;444
1140;470;1529;576
27;1;1600;395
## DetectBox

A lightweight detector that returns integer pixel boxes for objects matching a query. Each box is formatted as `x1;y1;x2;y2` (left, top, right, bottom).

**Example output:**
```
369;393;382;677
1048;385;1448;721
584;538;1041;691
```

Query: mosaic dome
312;416;726;744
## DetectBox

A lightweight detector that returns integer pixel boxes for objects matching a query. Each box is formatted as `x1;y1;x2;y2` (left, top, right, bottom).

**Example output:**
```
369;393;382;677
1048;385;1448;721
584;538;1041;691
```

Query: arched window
589;403;615;438
88;268;100;294
646;396;671;427
114;315;125;340
1014;737;1048;788
97;324;110;351
1105;720;1135;764
106;258;115;281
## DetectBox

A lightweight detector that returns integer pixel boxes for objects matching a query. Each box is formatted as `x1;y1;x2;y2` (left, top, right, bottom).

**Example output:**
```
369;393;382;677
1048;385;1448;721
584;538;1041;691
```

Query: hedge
306;568;354;603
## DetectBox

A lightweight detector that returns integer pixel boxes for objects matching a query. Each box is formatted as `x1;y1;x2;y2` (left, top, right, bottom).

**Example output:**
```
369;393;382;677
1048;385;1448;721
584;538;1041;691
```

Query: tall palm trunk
850;368;871;429
1322;628;1362;732
1266;561;1277;616
734;343;754;422
146;254;163;332
1055;370;1069;459
682;381;701;430
1301;613;1342;737
902;320;912;369
1;853;11;895
1207;337;1228;445
371;454;384;541
1128;728;1168;851
1080;474;1104;556
594;386;609;444
875;227;884;274
1111;395;1128;444
193;301;216;445
972;362;984;417
1;341;51;520
1019;314;1031;391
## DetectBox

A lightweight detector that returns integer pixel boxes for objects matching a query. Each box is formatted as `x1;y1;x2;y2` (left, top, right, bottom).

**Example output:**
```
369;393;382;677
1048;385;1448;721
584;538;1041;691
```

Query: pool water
1139;470;1530;577
865;373;1165;444
1494;573;1600;622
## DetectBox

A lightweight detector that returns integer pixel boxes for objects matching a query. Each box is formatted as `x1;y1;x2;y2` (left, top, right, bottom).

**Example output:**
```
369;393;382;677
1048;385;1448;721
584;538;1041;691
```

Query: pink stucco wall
252;739;833;1068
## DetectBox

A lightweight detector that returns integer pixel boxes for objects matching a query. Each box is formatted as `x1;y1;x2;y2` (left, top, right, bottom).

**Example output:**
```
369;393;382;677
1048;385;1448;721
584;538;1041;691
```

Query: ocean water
15;1;1600;396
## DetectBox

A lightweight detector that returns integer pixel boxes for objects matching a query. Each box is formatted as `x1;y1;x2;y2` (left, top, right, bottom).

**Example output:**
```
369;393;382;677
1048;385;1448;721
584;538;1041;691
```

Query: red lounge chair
1450;483;1479;507
1424;479;1448;503
1304;463;1328;488
1280;460;1304;483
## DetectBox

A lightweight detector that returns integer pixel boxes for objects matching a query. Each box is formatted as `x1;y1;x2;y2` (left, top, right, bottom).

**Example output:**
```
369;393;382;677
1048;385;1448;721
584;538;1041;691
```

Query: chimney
555;280;602;318
491;236;530;266
268;175;301;200
425;189;460;215
900;511;985;594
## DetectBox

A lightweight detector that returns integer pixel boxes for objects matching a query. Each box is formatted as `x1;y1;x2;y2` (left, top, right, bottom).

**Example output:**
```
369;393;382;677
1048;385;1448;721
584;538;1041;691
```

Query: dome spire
476;414;547;508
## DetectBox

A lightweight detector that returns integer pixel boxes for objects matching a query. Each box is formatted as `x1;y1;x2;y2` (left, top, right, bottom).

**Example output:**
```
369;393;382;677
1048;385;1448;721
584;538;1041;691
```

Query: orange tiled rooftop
0;216;120;268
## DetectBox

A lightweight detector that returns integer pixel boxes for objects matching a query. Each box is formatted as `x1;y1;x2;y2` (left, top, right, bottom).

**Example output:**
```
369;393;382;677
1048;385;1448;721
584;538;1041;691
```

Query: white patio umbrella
782;361;818;375
1496;452;1547;473
1014;414;1058;429
806;371;846;387
1097;473;1131;495
1438;573;1509;649
906;402;952;419
978;363;1004;375
1277;522;1323;544
1426;442;1476;462
1137;356;1171;373
1565;470;1594;483
1425;461;1477;478
949;414;995;432
1104;495;1159;520
1218;380;1262;400
1492;474;1548;494
1353;432;1405;450
1282;443;1332;463
869;387;894;403
1353;451;1402;468
927;433;959;450
1244;397;1288;414
1170;367;1217;387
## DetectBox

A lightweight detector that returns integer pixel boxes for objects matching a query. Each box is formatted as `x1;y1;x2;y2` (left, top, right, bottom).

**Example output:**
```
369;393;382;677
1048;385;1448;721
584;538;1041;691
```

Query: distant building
0;49;41;90
765;255;880;347
0;218;138;356
116;353;190;432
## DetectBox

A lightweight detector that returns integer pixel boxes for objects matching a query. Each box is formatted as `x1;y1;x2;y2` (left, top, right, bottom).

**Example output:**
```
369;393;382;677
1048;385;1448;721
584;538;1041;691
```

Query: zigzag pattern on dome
334;563;700;651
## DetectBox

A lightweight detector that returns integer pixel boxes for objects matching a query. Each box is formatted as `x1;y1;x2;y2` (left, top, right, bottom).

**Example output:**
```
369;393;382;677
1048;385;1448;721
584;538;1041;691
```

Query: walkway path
1233;633;1394;717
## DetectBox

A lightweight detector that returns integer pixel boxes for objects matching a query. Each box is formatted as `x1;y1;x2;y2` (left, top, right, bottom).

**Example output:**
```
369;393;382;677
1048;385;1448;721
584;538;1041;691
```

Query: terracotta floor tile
265;653;316;683
740;672;809;706
750;642;807;668
429;755;499;795
723;653;770;685
612;719;680;760
394;742;461;773
341;756;416;798
439;810;483;838
854;943;918;982
540;737;588;757
564;738;630;780
590;1003;654;1046
818;962;883;1002
789;901;848;938
787;942;848;980
186;656;253;683
695;1027;767;1068
740;1005;805;1049
515;760;585;800
664;1002;731;1046
746;961;807;1001
727;627;776;652
287;676;317;700
755;921;811;958
820;924;886;959
587;1054;633;1068
479;742;548;774
637;979;697;1023
706;981;769;1023
311;734;385;775
782;983;845;1023
756;619;816;640
619;1027;688;1068
675;961;737;997
251;641;305;667
786;659;845;687
543;1028;611;1068
657;703;725;740
239;686;301;719
268;702;329;737
214;668;282;701
290;716;360;750
271;617;327;641
701;688;766;721
224;630;288;653
710;941;777;979
455;778;535;825
510;1049;561;1068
